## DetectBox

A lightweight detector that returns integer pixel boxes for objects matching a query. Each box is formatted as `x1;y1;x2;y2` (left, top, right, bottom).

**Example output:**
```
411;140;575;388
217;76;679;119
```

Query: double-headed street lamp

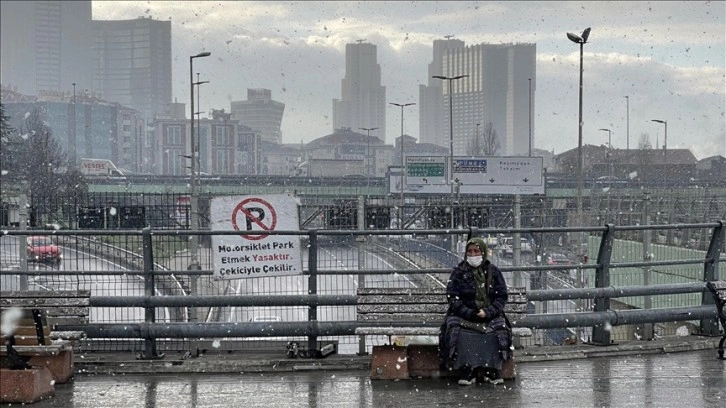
567;27;591;258
432;74;468;190
359;127;378;189
389;102;415;227
433;74;467;253
189;51;211;270
599;128;612;149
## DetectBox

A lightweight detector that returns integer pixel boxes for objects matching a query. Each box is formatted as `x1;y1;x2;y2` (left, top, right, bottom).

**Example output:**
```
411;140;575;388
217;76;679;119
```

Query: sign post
210;194;303;280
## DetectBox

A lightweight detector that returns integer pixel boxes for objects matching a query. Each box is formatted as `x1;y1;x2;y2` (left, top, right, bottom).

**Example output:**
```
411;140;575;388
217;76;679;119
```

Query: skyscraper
230;89;285;144
0;0;93;95
92;17;172;120
333;41;386;140
421;40;536;156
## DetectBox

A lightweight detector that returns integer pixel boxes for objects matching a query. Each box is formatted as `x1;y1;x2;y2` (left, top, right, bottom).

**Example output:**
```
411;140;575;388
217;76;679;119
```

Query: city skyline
69;1;726;160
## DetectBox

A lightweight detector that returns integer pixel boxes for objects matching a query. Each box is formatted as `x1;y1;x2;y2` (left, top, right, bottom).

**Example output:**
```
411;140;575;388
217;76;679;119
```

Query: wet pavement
3;337;725;407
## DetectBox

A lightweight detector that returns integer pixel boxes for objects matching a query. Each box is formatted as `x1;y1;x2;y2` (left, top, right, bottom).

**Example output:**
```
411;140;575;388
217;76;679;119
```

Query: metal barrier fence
0;221;723;357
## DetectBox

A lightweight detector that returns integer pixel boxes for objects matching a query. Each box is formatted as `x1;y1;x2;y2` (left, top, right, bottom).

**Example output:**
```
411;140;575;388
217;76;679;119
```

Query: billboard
80;158;123;176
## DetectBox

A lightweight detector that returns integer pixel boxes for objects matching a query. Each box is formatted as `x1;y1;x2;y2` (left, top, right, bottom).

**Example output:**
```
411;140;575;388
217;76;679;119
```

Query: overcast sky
93;1;725;159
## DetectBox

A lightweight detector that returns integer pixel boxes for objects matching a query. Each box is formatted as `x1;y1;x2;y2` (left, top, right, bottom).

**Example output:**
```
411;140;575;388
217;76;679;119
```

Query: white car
484;234;499;249
500;237;533;257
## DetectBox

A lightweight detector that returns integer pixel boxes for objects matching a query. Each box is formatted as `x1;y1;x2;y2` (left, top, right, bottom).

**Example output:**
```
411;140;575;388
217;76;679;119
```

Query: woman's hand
477;309;487;319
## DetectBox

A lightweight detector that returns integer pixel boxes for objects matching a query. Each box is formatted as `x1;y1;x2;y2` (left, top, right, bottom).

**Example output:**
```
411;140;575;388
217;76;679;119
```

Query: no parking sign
210;194;302;280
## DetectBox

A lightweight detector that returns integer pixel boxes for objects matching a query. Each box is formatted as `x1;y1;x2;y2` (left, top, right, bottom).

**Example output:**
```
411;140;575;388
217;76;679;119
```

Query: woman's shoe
484;369;504;385
458;367;476;386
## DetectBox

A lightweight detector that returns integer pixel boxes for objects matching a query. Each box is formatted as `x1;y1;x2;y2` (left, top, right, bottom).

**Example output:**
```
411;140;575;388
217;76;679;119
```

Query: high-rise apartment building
418;38;465;146
92;17;172;120
230;89;285;144
333;41;386;141
0;0;93;95
420;40;536;156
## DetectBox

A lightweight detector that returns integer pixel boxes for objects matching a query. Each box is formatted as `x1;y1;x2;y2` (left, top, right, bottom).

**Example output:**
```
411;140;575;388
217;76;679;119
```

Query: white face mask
467;255;483;267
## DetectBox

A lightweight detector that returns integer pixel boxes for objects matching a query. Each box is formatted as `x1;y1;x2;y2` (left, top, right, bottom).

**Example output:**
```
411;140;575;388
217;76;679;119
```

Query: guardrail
0;221;723;357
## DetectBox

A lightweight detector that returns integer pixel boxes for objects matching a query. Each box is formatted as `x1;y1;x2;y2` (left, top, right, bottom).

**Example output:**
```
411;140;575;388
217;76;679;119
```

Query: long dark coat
439;259;511;368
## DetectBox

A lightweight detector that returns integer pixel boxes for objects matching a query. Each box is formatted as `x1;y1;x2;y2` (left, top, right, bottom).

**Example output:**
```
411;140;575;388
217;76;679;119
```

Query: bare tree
637;132;653;150
637;132;653;170
467;121;500;156
482;122;500;156
12;108;87;222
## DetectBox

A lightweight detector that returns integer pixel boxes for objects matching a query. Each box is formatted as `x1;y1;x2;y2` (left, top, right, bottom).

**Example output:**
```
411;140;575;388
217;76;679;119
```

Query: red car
545;253;573;265
27;236;62;265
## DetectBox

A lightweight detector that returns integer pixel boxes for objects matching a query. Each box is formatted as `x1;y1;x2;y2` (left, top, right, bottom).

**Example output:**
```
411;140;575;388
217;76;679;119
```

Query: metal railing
0;221;723;357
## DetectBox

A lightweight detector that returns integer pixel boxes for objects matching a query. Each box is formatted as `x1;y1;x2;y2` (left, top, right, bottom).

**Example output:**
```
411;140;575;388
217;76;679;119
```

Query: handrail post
356;195;368;356
591;223;614;345
642;193;654;340
700;220;724;335
307;229;318;352
139;227;163;359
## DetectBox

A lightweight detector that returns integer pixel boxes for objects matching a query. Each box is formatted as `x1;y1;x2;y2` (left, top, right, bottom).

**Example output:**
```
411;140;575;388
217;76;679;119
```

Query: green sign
407;162;445;177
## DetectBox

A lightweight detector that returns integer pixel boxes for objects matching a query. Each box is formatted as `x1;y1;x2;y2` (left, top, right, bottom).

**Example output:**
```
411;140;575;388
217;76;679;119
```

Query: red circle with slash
231;197;277;240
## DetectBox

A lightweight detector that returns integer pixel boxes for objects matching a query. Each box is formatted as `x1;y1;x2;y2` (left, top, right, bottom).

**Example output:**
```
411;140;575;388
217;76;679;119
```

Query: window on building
165;125;182;145
215;126;230;146
167;149;183;175
214;149;229;174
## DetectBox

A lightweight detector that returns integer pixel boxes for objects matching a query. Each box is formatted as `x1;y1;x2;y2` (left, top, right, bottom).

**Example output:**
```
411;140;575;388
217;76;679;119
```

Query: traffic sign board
406;156;447;185
389;156;544;195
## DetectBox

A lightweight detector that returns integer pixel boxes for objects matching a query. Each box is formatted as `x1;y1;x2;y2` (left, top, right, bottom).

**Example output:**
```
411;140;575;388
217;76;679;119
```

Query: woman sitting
439;237;512;386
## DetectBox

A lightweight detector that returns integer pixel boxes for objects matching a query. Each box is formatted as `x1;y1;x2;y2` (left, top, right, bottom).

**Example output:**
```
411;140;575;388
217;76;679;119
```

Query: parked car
26;235;62;265
544;252;573;265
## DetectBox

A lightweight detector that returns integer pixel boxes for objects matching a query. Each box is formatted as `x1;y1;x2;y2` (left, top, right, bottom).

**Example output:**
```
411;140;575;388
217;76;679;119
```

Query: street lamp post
599;128;613;187
624;95;630;153
189;51;211;270
359;127;378;190
194;73;209;175
651;119;667;187
71;83;76;162
432;74;468;245
528;77;533;157
568;27;591;345
476;123;481;153
567;27;591;260
389;102;415;227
